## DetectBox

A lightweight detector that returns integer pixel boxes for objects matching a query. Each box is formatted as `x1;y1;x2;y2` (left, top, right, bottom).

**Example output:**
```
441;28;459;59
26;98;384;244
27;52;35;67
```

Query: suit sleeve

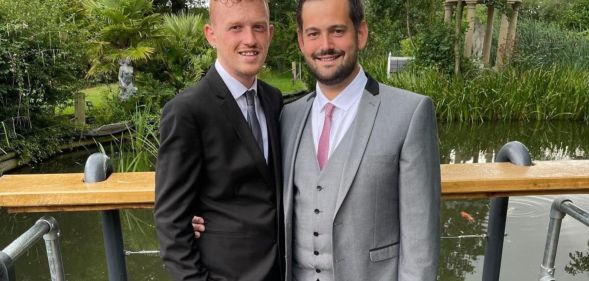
398;97;441;281
155;100;208;281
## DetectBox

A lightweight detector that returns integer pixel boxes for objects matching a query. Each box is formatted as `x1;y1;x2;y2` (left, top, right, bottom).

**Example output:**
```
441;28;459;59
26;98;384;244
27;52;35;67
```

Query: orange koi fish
460;211;475;223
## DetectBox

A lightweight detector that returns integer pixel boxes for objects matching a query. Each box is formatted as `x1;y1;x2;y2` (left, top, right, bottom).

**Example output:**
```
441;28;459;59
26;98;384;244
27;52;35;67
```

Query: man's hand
192;216;206;238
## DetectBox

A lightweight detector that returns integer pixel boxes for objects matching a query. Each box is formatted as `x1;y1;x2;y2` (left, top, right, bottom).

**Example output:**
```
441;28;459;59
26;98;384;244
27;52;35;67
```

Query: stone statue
472;19;485;59
118;57;137;100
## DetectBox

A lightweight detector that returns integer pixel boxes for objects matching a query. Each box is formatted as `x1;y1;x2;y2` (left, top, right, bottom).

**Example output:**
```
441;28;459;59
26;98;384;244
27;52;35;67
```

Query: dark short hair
296;0;365;31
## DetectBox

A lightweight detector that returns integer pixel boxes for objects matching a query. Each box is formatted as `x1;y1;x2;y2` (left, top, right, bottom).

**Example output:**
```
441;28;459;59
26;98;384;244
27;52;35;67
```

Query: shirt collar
215;60;258;100
315;67;367;112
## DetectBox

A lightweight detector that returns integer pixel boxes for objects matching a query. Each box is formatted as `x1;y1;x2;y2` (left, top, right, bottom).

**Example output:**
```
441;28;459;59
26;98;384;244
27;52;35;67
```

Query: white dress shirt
312;68;368;160
215;60;269;161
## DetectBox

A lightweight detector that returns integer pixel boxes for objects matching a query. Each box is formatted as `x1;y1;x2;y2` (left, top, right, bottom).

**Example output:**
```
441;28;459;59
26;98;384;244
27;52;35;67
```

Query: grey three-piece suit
280;75;441;281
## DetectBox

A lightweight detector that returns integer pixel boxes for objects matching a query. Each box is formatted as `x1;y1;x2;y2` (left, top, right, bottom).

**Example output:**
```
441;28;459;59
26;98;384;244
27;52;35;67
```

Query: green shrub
0;0;88;123
521;0;589;32
561;0;589;31
413;23;458;75
1;116;83;163
400;38;416;57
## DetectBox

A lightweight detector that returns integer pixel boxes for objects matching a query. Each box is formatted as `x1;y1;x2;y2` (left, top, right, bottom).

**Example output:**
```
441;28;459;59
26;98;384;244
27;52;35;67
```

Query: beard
305;48;358;86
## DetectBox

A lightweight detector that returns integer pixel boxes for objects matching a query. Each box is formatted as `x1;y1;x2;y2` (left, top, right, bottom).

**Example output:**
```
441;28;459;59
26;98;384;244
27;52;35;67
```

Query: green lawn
81;83;118;108
259;68;307;94
58;83;117;115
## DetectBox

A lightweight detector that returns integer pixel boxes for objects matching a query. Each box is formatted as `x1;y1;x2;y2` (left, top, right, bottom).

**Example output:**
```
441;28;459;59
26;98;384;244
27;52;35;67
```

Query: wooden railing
1;159;587;281
0;160;587;213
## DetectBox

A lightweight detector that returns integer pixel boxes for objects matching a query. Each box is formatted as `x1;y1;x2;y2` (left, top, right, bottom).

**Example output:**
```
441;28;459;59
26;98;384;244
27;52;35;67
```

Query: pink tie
317;103;335;170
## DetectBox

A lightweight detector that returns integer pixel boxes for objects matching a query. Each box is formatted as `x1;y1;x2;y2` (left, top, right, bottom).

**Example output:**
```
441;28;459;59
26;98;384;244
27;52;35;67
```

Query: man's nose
243;27;257;46
319;34;334;50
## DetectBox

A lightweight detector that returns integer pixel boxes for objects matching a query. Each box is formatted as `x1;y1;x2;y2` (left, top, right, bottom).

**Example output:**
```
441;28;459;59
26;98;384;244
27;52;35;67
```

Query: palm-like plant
84;0;161;79
156;12;213;92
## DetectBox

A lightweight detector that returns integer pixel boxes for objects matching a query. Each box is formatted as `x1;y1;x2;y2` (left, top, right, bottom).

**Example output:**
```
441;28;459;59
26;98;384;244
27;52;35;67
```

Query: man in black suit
154;0;283;280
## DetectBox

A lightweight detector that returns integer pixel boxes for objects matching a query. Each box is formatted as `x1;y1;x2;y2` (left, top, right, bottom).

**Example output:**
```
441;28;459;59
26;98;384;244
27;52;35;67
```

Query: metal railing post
0;216;64;281
483;141;532;281
38;217;65;281
84;153;128;281
101;210;127;281
0;251;15;281
539;198;589;281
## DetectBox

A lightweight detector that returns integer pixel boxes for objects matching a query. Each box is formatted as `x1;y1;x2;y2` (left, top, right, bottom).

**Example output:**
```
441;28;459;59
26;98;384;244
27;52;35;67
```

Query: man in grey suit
280;0;440;280
194;0;440;280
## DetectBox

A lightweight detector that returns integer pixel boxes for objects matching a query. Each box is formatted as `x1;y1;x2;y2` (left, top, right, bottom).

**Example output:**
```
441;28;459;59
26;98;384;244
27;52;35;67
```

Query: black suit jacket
155;67;284;281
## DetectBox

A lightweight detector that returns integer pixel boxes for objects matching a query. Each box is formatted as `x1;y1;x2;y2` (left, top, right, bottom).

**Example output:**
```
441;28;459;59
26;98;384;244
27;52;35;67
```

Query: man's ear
357;20;369;50
269;24;274;42
204;23;216;48
297;29;304;51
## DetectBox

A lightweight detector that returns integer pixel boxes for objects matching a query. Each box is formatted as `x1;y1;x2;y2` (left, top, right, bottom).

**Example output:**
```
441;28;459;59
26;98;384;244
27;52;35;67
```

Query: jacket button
314;251;319;256
313;232;319;237
316;186;323;191
316;268;321;273
314;209;320;214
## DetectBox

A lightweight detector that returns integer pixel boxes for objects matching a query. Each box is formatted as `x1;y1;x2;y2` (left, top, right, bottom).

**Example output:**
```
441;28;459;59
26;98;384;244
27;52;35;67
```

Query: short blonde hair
208;0;270;24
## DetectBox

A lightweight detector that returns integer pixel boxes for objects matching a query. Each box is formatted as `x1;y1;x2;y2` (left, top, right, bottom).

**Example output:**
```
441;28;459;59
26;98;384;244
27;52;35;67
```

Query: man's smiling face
297;0;367;86
205;0;273;86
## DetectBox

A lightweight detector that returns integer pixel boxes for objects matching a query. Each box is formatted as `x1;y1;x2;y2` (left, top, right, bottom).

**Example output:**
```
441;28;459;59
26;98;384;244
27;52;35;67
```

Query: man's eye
307;32;318;38
253;25;266;32
230;26;241;31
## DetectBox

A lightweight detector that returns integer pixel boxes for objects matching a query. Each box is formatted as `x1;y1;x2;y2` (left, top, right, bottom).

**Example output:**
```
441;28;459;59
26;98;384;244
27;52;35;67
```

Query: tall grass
387;66;589;122
513;19;589;70
113;104;159;172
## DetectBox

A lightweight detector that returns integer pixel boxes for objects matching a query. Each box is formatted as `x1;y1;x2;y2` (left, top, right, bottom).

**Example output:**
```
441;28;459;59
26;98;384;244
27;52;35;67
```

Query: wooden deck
0;160;588;213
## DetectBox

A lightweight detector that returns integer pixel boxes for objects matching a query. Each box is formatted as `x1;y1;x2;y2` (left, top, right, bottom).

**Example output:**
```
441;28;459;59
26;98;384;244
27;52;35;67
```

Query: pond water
1;121;588;281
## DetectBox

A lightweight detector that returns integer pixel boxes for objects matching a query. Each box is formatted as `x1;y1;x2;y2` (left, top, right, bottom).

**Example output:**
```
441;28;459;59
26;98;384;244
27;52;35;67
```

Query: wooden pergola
444;0;522;72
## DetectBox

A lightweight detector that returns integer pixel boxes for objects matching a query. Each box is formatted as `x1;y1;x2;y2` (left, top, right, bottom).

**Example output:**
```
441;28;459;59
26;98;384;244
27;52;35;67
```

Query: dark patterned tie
245;90;263;152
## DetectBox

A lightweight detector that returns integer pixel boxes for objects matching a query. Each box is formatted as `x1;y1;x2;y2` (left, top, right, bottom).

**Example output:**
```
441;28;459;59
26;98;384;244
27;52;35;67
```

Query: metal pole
84;153;127;281
83;153;113;183
561;201;589;226
38;217;65;281
539;199;567;281
0;252;15;281
483;141;532;281
101;210;128;281
2;220;50;260
540;198;589;281
483;197;509;281
1;216;64;281
84;152;127;281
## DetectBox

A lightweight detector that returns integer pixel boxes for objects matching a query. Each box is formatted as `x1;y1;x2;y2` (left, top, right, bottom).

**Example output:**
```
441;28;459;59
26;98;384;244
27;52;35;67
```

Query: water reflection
439;200;488;280
566;241;589;276
438;121;589;281
2;121;589;280
438;121;588;164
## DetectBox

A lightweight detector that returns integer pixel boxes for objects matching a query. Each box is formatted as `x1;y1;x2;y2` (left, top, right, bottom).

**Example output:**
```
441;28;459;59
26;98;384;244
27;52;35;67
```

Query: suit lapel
334;80;381;217
207;68;273;186
258;85;279;172
258;85;281;199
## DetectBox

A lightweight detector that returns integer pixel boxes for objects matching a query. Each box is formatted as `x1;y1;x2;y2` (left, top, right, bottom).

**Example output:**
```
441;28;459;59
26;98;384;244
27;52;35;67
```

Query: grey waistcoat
292;115;355;281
